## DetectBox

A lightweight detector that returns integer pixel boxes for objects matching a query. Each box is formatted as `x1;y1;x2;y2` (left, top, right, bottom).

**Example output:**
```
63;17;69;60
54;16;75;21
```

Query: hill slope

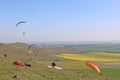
0;58;117;80
0;43;119;80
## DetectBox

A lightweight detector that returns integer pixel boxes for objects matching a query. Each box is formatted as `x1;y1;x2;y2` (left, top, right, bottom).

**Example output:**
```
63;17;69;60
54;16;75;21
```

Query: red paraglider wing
13;61;26;66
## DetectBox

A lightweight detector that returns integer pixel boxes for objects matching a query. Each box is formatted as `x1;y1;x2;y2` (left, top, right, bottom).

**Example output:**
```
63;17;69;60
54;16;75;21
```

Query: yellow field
58;52;120;62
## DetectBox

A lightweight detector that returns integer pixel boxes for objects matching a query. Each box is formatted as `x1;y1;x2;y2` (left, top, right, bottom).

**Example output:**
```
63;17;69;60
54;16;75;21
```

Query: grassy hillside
0;43;83;60
0;43;119;80
0;58;118;80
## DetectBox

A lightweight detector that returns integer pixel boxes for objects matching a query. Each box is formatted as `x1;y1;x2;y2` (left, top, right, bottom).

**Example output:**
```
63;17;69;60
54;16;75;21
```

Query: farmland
58;52;120;61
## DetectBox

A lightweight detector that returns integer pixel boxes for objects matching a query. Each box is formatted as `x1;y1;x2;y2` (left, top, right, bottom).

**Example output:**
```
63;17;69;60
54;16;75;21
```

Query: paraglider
27;44;39;56
15;21;27;35
13;61;26;66
86;61;101;75
28;44;37;50
47;62;63;70
16;21;26;27
13;61;31;67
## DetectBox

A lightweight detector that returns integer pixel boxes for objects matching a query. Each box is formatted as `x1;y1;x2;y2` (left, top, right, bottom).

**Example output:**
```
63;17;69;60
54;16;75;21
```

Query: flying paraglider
86;61;101;75
16;21;26;27
28;44;37;50
15;21;27;35
27;44;39;56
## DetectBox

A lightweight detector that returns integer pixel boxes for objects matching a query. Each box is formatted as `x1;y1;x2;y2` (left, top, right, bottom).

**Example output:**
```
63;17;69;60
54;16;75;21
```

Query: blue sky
0;0;120;43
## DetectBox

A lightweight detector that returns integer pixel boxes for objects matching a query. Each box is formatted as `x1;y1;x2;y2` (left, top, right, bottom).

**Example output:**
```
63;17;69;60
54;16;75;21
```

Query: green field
78;68;120;78
65;43;120;53
0;43;120;80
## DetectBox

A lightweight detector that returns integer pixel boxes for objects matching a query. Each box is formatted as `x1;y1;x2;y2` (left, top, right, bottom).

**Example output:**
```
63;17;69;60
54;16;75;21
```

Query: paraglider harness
25;63;31;67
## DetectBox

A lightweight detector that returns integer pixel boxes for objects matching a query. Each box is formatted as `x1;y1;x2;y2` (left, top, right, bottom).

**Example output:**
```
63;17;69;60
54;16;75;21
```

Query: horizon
2;40;120;44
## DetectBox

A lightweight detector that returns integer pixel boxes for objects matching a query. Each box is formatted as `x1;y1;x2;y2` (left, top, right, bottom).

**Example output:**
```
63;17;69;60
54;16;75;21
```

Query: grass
78;68;120;79
0;43;120;80
0;58;116;80
101;68;120;78
57;52;120;79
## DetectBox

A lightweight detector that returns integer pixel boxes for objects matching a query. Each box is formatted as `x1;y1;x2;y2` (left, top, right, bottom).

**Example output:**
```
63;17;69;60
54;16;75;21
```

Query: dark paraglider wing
16;21;26;27
27;44;40;56
28;44;37;50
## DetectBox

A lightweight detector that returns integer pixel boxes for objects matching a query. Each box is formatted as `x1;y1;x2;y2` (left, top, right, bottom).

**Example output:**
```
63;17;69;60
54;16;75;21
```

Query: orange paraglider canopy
86;61;101;75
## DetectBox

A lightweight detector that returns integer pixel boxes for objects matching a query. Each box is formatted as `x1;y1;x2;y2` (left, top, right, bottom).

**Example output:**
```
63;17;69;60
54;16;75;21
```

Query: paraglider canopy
16;21;26;27
86;61;101;74
13;61;31;67
28;44;37;50
47;62;63;70
13;61;26;66
27;44;38;56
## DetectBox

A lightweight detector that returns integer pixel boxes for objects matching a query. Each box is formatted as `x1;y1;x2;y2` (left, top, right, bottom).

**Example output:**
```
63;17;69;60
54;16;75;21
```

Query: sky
0;0;120;43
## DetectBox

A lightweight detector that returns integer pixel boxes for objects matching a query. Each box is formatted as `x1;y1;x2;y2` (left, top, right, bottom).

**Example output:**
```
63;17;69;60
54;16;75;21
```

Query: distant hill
28;41;120;53
0;42;83;60
64;43;120;53
1;41;120;60
29;40;120;46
